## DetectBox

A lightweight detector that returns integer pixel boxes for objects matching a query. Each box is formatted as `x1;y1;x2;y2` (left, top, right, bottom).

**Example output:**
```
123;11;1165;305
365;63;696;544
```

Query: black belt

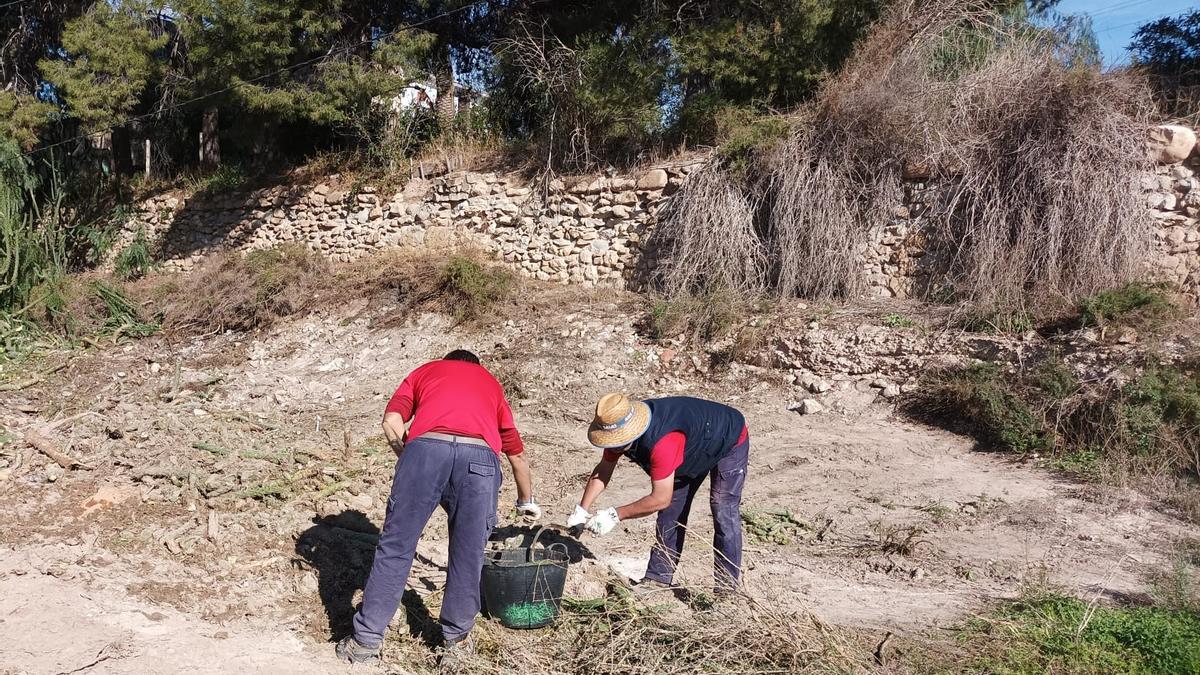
417;432;492;449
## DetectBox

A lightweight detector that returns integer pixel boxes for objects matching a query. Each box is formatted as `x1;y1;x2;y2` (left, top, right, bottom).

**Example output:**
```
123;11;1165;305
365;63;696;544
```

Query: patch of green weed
965;593;1200;675
438;256;514;322
913;362;1051;454
882;313;917;329
960;308;1035;334
1079;282;1175;329
113;228;154;280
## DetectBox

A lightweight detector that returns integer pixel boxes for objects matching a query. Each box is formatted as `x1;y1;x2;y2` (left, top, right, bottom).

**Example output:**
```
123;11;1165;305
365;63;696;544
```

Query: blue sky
1055;0;1196;66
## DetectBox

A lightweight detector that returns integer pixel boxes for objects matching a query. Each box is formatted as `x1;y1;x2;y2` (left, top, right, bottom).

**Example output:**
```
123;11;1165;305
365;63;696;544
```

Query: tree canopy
0;0;1094;175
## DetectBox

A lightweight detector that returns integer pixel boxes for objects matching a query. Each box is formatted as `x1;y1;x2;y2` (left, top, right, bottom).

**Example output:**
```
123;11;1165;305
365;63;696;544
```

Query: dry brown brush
451;580;872;675
654;0;1156;310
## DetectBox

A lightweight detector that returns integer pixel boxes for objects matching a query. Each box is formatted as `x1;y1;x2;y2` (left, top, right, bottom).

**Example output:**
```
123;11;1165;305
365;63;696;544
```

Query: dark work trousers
643;436;749;590
351;436;501;647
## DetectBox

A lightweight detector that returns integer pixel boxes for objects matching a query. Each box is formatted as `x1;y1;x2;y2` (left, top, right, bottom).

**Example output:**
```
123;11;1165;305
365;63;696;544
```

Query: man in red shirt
336;350;537;665
569;393;749;592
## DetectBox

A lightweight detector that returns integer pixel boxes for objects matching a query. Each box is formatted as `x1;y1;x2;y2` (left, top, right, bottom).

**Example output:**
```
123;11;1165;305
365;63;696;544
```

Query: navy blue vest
627;397;745;482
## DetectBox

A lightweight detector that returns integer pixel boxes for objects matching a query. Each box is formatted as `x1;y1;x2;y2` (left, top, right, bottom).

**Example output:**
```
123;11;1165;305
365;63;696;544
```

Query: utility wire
21;0;487;158
1085;0;1159;20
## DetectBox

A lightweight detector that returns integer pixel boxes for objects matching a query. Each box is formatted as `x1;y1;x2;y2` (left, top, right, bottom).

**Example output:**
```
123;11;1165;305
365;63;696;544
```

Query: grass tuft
963;593;1200;675
113;228;154;281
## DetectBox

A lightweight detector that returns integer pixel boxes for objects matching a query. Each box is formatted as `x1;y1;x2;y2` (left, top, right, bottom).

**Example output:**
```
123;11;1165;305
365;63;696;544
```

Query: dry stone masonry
124;163;697;289
120;124;1200;300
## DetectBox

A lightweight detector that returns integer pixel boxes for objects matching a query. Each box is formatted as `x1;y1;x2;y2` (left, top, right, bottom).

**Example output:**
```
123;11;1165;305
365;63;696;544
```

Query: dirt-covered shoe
632;577;674;597
437;636;475;674
335;635;381;665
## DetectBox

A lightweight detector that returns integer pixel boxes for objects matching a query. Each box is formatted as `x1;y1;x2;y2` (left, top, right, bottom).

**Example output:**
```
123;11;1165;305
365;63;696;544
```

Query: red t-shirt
384;359;524;456
604;426;748;480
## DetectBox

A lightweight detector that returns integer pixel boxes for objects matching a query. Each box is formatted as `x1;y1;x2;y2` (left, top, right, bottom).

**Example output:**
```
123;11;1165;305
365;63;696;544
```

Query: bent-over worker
336;349;539;665
569;393;749;592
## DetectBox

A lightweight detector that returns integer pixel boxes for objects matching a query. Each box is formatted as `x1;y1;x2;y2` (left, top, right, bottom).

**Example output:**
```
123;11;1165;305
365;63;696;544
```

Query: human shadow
293;510;441;647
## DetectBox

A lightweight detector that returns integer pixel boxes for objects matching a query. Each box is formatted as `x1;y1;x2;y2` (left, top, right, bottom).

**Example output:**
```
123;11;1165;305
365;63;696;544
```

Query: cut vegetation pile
654;0;1155;311
453;582;870;675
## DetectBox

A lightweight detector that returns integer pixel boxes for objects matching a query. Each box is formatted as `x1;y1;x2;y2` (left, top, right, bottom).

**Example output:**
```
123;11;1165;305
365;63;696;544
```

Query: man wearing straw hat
568;393;749;592
336;349;539;665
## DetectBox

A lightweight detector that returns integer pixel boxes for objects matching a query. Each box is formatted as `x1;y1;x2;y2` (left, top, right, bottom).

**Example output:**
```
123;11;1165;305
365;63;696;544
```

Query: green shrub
190;164;246;196
436;256;514;323
912;354;1200;492
913;362;1052;454
646;290;753;343
966;593;1200;674
113;228;154;280
1079;282;1175;328
716;112;793;183
1029;357;1079;400
1116;364;1200;472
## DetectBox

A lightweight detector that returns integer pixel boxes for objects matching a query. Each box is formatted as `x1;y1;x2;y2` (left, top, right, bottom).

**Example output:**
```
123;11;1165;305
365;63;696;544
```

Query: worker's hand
586;507;620;536
515;499;542;522
566;505;590;528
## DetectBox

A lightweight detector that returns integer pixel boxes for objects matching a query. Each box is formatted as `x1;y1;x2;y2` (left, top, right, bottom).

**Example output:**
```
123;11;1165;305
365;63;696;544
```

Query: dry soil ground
0;289;1195;674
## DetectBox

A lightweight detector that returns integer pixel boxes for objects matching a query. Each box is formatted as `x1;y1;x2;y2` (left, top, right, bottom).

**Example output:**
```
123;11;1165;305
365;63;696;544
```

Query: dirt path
1;296;1195;672
0;547;373;675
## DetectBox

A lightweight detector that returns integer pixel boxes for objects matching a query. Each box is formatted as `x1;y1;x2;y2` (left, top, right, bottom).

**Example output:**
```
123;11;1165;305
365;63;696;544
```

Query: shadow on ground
293;510;442;646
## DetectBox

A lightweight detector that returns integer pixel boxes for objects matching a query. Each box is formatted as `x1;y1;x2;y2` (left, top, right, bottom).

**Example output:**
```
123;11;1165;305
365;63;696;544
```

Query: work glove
586;507;620;536
566;505;590;528
516;499;542;522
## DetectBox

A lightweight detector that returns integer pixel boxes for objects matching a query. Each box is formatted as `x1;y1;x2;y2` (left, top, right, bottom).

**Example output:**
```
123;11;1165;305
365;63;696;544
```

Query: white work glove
516;499;542;522
566;505;590;528
586;507;620;536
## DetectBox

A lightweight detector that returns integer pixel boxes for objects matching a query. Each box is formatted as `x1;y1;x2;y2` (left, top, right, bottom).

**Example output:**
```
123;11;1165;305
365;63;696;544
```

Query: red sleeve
648;432;686;480
384;373;418;421
497;396;525;456
602;449;622;462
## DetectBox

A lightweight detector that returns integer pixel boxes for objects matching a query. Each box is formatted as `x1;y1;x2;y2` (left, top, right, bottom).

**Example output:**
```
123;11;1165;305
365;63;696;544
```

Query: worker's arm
382;373;418;457
615;474;674;520
381;411;407;457
506;451;533;504
579;457;618;510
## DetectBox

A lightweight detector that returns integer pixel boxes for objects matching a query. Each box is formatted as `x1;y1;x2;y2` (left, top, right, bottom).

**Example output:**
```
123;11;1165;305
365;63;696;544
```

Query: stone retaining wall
119;125;1200;299
124;163;697;289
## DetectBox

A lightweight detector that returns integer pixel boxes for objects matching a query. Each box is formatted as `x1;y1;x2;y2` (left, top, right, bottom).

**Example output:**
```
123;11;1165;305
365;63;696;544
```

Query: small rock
798;373;831;394
911;567;927;581
149;362;162;375
346;493;373;511
882;385;902;399
790;399;825;415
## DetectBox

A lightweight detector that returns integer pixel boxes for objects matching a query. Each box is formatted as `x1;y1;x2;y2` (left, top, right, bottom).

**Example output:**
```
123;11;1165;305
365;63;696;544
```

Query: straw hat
588;393;652;449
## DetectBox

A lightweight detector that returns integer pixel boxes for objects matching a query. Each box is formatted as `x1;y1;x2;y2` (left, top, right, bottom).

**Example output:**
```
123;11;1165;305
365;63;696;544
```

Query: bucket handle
527;526;549;563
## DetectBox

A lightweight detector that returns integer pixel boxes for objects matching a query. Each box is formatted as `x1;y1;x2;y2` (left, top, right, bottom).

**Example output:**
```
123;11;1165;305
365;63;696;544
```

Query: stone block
1148;125;1197;164
636;169;669;190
